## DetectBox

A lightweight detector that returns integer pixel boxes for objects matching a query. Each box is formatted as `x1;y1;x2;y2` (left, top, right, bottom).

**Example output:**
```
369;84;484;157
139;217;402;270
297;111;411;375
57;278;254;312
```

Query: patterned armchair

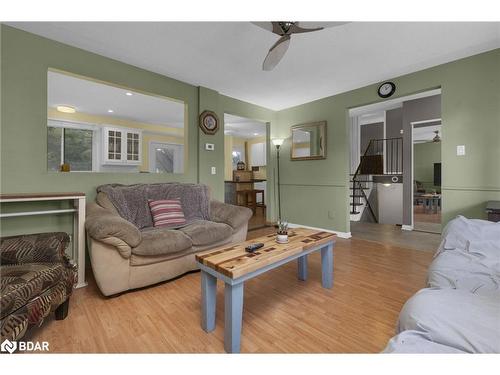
0;232;77;342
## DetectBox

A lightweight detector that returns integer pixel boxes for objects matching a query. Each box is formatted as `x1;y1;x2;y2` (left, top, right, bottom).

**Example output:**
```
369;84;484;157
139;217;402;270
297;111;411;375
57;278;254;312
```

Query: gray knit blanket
97;183;211;229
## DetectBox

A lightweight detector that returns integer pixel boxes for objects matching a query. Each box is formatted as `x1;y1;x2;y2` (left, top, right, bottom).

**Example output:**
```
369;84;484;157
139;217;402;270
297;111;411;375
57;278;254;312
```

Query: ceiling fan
414;130;441;144
252;22;346;71
432;130;441;143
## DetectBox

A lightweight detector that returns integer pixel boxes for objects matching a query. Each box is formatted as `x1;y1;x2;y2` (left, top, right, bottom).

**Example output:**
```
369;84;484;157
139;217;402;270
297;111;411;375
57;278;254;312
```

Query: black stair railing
350;137;403;222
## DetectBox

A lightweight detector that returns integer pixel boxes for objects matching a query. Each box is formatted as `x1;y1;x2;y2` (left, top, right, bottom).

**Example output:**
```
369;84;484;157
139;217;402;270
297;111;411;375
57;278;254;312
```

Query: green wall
0;25;273;236
274;48;500;233
414;142;441;192
1;24;499;239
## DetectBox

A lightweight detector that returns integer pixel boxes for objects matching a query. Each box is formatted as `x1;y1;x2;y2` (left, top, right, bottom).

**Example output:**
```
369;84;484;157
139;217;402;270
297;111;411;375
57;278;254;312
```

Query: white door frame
408;118;442;231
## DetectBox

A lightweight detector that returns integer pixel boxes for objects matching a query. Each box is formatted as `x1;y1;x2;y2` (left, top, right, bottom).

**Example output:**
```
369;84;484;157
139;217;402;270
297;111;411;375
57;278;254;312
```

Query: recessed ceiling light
253;133;259;136
56;105;76;114
107;109;114;113
125;92;133;96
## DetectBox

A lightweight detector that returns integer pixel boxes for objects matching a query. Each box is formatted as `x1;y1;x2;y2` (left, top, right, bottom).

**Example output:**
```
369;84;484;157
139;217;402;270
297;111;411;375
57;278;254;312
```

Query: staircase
350;137;403;222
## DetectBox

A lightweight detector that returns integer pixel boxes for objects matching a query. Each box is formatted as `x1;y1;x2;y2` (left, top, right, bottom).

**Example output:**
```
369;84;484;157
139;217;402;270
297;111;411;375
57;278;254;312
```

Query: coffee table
195;227;336;353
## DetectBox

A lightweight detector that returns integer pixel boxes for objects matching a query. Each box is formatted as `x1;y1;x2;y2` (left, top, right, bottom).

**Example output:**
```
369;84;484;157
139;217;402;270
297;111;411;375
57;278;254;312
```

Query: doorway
412;120;442;234
224;114;269;231
348;89;443;250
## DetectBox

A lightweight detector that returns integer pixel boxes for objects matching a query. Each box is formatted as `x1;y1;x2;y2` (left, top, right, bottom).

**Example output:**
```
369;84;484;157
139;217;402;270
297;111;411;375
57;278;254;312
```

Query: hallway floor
350;221;442;252
413;204;442;234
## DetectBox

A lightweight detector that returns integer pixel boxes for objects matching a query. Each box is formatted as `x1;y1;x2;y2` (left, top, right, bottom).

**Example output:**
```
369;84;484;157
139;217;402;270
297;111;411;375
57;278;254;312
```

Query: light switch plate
211;167;216;175
205;143;214;151
457;145;466;156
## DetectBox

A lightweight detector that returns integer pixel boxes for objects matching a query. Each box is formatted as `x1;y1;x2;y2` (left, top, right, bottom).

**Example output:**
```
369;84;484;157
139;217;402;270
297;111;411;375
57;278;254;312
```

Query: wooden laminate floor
26;228;433;353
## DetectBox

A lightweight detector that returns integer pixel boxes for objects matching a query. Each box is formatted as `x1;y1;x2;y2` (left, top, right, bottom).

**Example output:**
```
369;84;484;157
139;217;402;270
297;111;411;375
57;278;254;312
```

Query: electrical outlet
328;210;335;219
211;167;216;175
457;145;466;156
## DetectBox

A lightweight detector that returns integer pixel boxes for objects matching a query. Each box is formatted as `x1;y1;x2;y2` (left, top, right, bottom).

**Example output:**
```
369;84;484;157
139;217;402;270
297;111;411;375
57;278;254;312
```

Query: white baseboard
288;223;352;239
401;225;414;231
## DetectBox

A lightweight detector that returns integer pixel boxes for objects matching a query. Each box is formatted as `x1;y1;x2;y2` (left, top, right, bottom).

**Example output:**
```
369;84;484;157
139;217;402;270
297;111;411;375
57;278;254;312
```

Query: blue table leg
321;243;334;289
297;254;308;281
201;270;217;332
224;282;244;353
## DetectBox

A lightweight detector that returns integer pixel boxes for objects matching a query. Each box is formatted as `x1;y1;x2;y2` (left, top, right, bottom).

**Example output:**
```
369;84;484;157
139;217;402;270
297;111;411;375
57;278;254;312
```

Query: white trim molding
288;223;352;239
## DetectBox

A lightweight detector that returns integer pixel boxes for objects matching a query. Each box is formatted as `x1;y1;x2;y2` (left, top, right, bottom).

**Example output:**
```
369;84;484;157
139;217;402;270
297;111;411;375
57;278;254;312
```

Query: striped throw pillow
148;199;187;228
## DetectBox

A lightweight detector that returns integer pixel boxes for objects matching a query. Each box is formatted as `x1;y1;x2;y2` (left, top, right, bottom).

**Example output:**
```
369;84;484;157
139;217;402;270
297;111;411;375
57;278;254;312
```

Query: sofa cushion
383;330;466;353
179;220;233;246
0;263;64;319
132;228;192;256
441;216;500;247
0;232;69;265
148;198;187;228
130;236;232;266
428;249;500;295
397;288;500;353
210;200;253;229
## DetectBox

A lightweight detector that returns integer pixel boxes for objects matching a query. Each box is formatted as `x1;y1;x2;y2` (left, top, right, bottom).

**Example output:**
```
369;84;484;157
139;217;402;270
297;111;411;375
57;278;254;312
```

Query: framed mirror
290;121;327;160
47;69;187;174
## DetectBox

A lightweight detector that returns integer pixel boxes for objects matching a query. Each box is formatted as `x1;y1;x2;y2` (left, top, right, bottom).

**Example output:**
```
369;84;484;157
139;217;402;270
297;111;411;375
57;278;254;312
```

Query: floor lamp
272;138;284;222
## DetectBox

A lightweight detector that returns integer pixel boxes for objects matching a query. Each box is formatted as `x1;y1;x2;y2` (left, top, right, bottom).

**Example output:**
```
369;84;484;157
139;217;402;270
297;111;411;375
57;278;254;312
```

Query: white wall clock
377;81;396;98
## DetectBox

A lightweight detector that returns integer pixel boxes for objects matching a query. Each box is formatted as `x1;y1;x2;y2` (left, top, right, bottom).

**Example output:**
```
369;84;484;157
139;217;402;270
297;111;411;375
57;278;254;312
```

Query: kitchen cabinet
102;126;141;165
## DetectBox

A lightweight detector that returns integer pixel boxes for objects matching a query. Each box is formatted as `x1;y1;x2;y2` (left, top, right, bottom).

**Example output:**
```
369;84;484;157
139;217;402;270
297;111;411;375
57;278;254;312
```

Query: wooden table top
195;228;336;279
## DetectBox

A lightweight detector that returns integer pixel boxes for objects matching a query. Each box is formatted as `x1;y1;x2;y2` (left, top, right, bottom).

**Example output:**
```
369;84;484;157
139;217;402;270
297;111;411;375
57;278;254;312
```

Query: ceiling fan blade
262;35;291;71
288;23;323;34
251;22;284;35
296;22;350;30
252;22;273;32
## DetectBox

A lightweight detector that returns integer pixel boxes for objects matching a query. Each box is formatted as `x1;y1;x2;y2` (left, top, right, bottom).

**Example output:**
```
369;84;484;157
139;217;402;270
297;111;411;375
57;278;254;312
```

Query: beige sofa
85;183;252;296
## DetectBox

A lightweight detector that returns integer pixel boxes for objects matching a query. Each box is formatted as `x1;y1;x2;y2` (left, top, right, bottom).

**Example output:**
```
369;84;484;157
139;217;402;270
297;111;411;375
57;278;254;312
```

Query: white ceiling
48;70;185;127
224;114;267;139
10;22;500;110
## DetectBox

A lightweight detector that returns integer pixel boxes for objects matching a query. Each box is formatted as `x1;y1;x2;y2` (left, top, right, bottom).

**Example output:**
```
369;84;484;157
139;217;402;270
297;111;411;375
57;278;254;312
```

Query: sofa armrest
85;203;142;248
0;232;70;265
210;200;253;230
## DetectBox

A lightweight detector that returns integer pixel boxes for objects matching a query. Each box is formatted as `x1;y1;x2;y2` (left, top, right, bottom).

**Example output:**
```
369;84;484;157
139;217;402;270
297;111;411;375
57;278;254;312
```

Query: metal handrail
351;137;403;222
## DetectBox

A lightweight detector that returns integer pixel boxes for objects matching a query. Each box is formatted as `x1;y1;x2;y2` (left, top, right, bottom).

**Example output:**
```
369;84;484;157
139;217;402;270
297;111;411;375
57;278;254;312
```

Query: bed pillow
148;198;187;228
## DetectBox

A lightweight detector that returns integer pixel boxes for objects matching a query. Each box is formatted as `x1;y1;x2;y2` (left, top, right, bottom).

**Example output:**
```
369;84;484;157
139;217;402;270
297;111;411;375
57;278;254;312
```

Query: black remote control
245;243;264;253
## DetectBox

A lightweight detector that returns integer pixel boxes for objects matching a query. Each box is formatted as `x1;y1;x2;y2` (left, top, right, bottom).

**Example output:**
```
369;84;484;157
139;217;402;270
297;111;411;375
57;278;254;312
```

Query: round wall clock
377;81;396;98
199;110;219;135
